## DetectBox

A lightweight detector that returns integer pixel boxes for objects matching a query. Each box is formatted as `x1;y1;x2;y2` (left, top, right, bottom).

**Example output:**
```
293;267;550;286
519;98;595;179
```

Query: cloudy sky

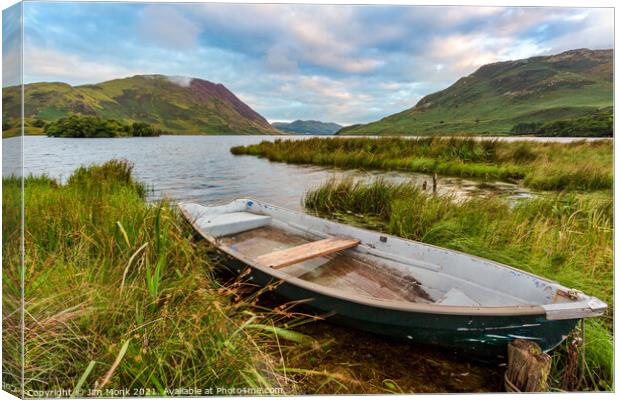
8;2;615;124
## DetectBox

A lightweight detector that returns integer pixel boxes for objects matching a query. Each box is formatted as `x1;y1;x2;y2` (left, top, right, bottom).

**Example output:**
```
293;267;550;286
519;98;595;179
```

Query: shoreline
3;133;613;142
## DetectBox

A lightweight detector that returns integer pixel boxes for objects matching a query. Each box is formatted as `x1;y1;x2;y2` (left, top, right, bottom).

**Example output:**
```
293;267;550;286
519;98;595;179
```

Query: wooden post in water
432;173;437;193
505;339;552;392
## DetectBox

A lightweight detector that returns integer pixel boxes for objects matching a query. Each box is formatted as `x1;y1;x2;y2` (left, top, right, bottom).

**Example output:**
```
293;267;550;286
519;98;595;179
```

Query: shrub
44;115;162;138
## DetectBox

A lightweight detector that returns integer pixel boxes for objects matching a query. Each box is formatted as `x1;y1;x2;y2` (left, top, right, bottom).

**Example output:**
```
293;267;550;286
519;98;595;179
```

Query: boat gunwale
178;198;604;319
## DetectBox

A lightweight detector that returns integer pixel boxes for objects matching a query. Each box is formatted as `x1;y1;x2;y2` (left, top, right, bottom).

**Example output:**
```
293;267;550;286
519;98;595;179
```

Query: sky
4;1;615;125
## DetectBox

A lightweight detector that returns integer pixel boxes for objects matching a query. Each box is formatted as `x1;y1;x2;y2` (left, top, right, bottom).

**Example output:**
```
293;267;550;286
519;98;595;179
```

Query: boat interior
180;199;604;313
220;226;436;303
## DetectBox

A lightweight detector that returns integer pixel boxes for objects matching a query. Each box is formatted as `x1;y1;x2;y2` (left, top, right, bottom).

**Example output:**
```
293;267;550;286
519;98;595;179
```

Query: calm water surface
3;135;539;209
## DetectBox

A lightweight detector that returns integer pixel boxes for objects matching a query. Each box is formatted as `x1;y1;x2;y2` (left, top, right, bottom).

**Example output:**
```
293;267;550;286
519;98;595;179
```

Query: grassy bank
231;137;613;191
2;127;45;138
0;160;512;396
2;161;311;396
304;179;613;391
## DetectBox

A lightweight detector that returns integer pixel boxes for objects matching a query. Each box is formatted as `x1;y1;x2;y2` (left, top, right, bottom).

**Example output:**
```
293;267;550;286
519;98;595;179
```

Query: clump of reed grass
304;178;613;391
2;174;23;394
232;137;612;191
1;160;317;396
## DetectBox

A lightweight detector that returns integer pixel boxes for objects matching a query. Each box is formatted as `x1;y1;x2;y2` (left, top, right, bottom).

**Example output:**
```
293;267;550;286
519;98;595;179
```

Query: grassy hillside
339;49;612;136
2;75;281;136
272;120;342;135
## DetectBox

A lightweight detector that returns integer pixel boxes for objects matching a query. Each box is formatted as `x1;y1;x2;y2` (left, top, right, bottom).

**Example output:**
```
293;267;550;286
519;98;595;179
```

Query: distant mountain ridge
2;74;280;135
272;120;342;135
338;48;613;135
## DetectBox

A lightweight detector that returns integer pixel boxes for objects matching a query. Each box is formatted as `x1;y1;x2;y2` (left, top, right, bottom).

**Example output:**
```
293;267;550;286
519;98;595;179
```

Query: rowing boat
179;198;606;358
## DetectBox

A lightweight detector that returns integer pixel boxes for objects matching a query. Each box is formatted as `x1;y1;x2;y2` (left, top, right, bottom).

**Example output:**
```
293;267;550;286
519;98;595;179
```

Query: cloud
2;46;21;87
191;4;386;74
138;5;200;49
167;75;193;87
23;44;145;84
2;3;22;87
265;46;298;73
546;9;614;52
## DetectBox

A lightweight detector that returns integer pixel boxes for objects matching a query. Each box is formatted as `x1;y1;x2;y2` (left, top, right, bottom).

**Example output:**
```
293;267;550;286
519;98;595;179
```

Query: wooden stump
505;339;552;392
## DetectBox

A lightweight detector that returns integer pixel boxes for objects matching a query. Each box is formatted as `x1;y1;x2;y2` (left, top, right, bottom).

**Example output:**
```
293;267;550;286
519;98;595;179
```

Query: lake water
1;135;544;209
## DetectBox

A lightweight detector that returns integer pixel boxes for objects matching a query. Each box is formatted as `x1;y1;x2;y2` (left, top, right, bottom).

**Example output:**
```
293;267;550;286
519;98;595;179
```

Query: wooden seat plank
256;237;360;269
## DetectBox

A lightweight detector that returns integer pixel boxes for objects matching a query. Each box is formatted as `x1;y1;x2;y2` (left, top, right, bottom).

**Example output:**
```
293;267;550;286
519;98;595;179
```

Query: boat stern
542;293;607;321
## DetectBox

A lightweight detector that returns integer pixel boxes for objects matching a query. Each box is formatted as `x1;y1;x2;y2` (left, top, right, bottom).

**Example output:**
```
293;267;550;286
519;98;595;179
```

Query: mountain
338;49;613;135
2;74;281;136
271;120;342;135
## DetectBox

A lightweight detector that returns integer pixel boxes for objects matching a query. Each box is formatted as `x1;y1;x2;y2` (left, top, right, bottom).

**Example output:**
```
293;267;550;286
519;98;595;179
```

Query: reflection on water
3;135;536;210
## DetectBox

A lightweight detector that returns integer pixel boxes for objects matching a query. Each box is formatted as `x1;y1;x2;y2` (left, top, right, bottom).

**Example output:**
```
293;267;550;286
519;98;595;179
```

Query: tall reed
232;137;612;191
2;160;307;396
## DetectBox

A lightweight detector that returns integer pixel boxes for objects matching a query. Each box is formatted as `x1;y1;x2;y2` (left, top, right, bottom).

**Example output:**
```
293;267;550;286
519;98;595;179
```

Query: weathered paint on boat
223;256;577;359
179;198;605;358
